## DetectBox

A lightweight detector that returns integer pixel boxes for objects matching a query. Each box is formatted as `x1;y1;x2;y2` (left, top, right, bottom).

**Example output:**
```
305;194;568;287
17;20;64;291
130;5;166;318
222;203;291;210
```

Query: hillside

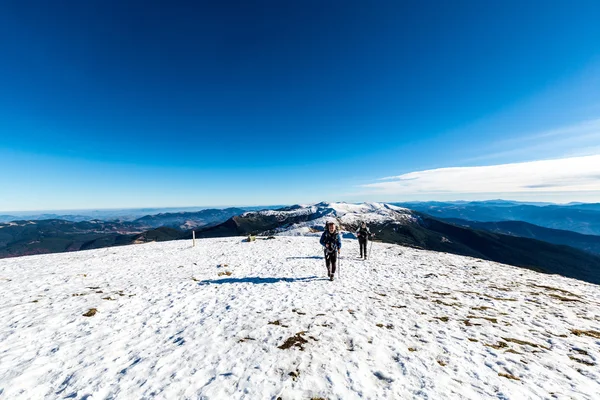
134;207;248;230
395;202;600;235
0;208;249;258
0;237;598;399
442;218;600;255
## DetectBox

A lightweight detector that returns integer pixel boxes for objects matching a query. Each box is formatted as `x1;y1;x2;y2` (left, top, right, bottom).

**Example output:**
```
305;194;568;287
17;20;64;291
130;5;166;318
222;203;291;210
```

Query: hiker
356;221;371;259
320;221;342;281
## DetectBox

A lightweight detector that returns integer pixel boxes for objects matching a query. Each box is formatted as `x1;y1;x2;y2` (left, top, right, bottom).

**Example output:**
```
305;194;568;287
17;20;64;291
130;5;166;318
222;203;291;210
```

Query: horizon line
1;199;597;214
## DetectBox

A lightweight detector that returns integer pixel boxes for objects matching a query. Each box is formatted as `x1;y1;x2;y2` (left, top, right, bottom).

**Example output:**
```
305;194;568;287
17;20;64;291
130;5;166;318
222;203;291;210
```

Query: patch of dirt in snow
278;332;309;350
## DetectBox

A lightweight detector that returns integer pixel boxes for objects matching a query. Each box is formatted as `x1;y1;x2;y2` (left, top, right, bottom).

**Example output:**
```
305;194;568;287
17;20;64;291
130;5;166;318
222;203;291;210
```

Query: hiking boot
330;274;334;281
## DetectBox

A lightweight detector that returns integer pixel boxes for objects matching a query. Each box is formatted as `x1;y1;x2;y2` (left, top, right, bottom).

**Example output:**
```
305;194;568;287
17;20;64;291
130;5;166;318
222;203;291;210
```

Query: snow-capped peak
244;202;416;237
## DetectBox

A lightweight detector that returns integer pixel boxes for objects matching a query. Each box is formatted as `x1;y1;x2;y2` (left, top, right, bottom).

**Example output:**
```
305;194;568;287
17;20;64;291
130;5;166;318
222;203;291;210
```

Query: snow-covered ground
1;237;599;399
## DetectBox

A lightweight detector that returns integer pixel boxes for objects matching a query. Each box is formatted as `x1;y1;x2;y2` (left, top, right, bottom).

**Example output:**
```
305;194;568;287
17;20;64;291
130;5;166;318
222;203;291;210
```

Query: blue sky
1;1;599;211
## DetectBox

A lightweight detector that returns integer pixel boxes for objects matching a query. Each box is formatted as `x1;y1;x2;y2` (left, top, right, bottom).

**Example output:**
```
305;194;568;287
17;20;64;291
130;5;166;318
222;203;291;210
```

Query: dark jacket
356;227;371;241
320;230;342;253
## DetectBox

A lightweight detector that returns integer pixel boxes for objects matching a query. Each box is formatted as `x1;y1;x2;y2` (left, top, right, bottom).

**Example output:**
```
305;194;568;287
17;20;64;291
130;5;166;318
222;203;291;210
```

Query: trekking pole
369;236;373;258
338;251;341;280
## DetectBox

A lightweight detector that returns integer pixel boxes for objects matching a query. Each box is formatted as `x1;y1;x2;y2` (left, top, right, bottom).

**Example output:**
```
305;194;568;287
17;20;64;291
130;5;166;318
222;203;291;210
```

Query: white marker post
193;231;196;247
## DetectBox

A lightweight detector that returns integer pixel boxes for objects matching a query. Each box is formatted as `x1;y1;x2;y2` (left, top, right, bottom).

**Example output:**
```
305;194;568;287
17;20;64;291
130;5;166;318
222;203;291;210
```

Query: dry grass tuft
82;308;97;317
498;372;520;381
548;293;581;302
467;315;498;324
217;271;232;277
502;337;550;350
569;356;595;366
530;284;581;298
268;320;289;328
505;349;522;355
485;295;517;301
485;341;508;350
571;329;600;339
489;286;511;292
288;369;300;381
278;332;309;351
432;299;462;307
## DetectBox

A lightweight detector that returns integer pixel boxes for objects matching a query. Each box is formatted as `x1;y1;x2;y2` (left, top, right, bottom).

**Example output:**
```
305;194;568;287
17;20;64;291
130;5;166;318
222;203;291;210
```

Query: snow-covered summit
242;202;416;236
1;237;598;399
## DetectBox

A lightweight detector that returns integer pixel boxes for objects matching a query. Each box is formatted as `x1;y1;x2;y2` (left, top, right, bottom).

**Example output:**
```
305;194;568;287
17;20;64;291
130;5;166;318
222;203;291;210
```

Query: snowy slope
1;237;599;399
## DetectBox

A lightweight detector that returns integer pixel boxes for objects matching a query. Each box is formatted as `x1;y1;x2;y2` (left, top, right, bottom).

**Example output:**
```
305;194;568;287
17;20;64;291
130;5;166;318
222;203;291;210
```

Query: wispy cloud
361;155;600;197
465;118;600;163
495;118;600;145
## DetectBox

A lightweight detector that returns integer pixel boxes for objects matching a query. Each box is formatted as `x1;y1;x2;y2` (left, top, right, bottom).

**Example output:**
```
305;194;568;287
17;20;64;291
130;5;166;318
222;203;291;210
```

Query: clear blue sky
1;0;599;211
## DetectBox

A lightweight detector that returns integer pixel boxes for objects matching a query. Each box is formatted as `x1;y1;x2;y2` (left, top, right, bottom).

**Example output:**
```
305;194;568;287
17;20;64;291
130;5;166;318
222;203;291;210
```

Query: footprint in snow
373;371;394;383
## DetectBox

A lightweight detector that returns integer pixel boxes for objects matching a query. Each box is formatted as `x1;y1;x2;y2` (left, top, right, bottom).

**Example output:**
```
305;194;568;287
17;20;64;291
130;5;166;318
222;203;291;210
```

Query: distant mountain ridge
0;205;284;223
134;207;247;230
442;218;600;255
394;201;600;235
0;208;252;258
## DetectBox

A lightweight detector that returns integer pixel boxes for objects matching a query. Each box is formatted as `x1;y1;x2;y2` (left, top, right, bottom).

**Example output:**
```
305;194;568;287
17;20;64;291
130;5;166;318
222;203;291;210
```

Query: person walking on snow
356;221;371;259
320;221;342;281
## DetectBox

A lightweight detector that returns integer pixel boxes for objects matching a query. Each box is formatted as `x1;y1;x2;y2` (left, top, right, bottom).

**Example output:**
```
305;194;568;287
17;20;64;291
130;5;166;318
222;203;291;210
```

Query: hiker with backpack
356;221;372;259
320;221;342;281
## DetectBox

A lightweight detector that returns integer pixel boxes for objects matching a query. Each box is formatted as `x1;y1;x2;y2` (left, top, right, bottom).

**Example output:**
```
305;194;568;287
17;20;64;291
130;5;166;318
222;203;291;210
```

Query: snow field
1;236;599;399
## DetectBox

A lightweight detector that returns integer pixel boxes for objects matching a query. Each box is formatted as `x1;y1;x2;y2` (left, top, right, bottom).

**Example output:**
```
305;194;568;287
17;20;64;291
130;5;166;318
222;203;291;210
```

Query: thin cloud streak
464;129;600;164
494;118;600;146
361;155;600;197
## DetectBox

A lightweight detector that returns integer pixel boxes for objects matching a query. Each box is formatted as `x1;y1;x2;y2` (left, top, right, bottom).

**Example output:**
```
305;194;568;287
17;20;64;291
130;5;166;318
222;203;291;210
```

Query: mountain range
2;201;600;285
441;219;600;255
394;201;600;235
0;208;248;258
0;205;283;223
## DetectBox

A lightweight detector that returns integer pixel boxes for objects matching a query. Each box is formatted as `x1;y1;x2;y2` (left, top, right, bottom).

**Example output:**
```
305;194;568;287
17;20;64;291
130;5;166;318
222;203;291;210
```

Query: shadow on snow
198;276;326;285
